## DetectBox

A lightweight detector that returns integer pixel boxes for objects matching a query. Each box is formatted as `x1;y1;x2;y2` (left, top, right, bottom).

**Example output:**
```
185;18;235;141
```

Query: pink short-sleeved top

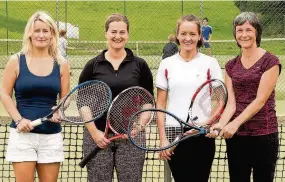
226;52;281;136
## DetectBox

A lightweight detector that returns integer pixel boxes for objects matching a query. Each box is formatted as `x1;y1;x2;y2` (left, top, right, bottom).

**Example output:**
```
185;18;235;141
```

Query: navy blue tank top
10;54;61;134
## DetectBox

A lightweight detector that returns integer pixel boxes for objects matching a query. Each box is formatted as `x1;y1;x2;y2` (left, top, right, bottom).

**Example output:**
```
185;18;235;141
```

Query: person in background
162;34;178;59
202;17;212;55
1;11;70;182
156;14;223;182
79;13;153;182
59;29;68;58
59;29;72;75
210;12;281;182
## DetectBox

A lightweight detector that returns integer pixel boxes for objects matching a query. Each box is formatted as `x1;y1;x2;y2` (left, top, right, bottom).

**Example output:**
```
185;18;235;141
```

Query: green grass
1;1;284;56
0;1;239;41
2;1;284;56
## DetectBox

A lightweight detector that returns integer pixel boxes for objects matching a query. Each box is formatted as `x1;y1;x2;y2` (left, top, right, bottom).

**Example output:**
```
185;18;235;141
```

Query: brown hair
105;13;129;32
233;12;262;48
175;14;203;48
59;29;67;37
168;34;176;42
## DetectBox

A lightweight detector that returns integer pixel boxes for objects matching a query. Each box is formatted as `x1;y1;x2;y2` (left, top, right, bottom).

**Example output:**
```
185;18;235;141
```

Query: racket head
105;86;155;136
188;79;228;127
78;87;154;168
128;108;205;151
60;80;112;124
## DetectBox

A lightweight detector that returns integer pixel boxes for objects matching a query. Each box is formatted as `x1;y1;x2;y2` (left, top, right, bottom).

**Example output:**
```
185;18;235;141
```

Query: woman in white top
156;14;223;182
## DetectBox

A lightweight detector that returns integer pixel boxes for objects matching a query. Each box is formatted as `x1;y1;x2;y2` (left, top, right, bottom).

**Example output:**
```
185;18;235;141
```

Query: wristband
15;117;23;126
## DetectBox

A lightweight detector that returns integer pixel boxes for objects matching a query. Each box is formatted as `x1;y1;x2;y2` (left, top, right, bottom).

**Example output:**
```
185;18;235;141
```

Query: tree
234;1;285;37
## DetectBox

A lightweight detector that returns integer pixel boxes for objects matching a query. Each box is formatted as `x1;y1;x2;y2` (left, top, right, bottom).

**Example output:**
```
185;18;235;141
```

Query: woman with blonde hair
1;11;70;182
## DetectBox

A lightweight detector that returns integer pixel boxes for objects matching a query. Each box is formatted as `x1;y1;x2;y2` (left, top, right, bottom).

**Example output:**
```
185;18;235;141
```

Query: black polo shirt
79;48;154;131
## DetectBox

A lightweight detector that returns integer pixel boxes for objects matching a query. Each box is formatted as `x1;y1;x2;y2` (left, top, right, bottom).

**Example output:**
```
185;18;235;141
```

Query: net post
164;160;172;182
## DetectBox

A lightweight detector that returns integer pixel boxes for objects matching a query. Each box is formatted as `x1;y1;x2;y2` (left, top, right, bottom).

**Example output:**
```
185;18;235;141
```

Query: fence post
164;161;172;182
136;41;139;56
124;0;126;15
65;0;67;30
6;0;8;56
181;0;184;15
200;0;203;19
56;0;59;29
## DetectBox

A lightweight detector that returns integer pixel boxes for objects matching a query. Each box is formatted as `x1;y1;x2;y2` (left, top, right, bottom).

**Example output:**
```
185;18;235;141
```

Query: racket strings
193;81;227;126
108;88;155;134
63;82;111;123
129;110;183;150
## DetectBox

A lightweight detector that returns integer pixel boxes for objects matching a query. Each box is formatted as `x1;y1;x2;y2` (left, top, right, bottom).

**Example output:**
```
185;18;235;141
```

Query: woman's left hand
49;106;63;123
220;121;240;139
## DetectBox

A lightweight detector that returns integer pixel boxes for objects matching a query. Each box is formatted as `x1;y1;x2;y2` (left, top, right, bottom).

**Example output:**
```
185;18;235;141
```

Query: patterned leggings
83;128;145;182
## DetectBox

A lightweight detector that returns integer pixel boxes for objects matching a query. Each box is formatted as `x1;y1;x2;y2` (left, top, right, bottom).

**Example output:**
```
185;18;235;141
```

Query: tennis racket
79;86;155;168
128;79;228;151
30;80;112;126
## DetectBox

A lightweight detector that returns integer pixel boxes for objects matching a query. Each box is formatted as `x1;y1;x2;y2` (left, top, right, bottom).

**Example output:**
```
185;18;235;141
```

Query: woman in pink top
211;12;281;182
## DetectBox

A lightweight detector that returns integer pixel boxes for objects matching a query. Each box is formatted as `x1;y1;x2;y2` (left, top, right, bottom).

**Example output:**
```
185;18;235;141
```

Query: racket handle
79;147;100;168
31;118;44;127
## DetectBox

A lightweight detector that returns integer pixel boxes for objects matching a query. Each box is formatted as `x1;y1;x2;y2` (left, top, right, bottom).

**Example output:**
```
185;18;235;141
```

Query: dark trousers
226;133;279;182
168;135;215;182
83;129;145;182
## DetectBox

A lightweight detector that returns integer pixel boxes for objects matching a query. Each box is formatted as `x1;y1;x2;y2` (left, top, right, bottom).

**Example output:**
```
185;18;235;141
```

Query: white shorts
5;128;64;163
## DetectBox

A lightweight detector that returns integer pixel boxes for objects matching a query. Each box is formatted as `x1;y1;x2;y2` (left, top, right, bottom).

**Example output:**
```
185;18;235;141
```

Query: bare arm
59;60;70;100
209;27;212;42
218;72;236;128
85;121;110;148
207;72;237;137
156;88;168;140
1;55;22;122
157;88;174;160
1;54;34;132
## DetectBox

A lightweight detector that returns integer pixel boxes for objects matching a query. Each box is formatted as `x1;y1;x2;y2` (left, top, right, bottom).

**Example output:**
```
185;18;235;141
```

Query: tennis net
0;116;285;182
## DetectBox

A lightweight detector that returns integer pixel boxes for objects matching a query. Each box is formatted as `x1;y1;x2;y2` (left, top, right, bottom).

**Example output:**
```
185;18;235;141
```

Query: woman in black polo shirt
79;13;153;182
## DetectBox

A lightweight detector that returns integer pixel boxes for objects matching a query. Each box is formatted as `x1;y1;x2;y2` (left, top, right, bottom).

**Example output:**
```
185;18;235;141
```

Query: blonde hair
21;11;64;63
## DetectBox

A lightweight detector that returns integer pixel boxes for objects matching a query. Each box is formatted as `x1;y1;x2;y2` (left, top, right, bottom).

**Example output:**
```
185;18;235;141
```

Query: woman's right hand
206;123;224;138
16;118;34;133
92;130;110;149
159;139;173;161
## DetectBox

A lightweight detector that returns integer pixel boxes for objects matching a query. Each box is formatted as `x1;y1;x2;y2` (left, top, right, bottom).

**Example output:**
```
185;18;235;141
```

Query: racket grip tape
79;148;100;168
31;118;43;127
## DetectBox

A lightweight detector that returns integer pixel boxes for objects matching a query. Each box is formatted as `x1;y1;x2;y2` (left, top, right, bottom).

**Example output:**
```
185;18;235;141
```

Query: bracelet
15;117;23;126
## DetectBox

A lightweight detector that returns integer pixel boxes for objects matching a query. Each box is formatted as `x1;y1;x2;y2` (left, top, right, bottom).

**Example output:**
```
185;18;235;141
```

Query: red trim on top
165;69;168;80
207;69;211;81
207;69;212;95
165;69;169;89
